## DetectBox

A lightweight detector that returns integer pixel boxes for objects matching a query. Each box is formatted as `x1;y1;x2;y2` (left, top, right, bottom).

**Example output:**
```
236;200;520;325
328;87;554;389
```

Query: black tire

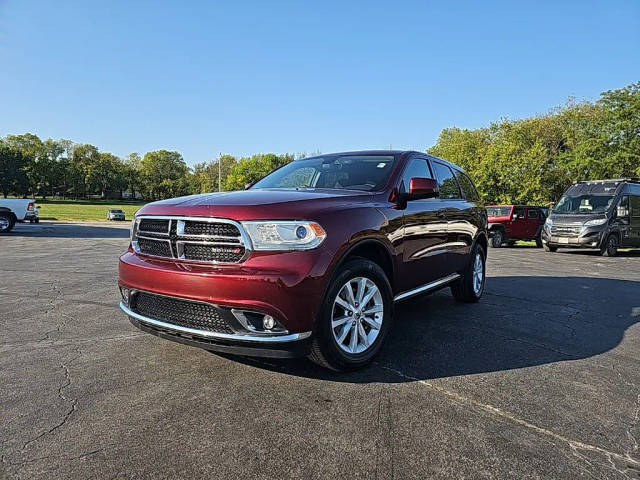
600;234;618;257
535;236;543;248
543;244;557;252
451;243;486;303
308;258;393;371
490;230;504;248
0;213;15;234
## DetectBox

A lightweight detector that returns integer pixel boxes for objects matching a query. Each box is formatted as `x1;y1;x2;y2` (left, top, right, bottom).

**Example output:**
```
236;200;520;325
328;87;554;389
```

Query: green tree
124;153;142;199
0;142;29;198
224;153;293;191
139;150;190;200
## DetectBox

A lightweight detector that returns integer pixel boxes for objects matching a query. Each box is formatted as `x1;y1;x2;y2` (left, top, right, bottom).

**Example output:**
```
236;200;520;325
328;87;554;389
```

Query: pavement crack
626;394;640;459
376;363;640;478
21;347;82;451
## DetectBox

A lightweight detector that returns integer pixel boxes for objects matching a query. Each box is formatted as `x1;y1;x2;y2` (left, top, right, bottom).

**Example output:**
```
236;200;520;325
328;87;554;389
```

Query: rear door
430;161;470;273
399;156;449;292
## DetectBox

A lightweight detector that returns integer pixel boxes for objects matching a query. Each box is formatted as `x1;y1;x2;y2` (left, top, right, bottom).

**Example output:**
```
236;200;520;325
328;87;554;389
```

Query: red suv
119;151;488;370
487;205;546;248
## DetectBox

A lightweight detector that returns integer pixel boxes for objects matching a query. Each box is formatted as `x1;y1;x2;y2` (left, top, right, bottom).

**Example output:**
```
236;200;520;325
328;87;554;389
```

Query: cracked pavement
1;222;640;479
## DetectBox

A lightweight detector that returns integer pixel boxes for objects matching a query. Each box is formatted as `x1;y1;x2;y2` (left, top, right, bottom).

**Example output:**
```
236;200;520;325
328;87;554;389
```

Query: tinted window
631;195;640;217
455;171;480;202
399;158;432;194
432;162;462;199
528;209;538;218
513;207;525;219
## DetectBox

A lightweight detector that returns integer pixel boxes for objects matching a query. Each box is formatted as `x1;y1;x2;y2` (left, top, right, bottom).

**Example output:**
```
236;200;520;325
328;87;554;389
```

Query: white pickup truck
0;199;39;233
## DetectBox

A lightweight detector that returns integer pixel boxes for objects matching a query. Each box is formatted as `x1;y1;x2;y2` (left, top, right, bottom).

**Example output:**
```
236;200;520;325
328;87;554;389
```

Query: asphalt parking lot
2;222;640;479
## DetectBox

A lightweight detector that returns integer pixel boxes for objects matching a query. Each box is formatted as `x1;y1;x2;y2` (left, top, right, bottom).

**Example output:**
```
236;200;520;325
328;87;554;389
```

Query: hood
488;215;510;223
137;188;379;220
549;213;608;225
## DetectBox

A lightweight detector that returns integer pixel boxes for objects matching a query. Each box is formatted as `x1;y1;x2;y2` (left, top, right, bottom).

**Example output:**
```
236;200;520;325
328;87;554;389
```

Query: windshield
553;194;615;214
111;209;123;213
487;206;511;216
251;155;397;192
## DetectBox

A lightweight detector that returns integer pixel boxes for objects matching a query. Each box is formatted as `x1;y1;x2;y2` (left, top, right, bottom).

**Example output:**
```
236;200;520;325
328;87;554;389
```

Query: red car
487;205;547;248
119;151;488;370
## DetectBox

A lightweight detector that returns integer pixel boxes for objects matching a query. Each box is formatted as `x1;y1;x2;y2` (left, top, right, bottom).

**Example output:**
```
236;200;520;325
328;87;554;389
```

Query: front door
509;207;527;239
399;157;449;292
629;195;640;247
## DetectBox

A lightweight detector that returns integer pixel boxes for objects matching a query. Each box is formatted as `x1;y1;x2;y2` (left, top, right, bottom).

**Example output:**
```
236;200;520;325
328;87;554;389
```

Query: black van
541;178;640;256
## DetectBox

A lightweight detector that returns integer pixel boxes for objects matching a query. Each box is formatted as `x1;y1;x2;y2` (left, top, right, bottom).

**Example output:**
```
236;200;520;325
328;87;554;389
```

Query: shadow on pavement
5;223;130;239
219;276;640;383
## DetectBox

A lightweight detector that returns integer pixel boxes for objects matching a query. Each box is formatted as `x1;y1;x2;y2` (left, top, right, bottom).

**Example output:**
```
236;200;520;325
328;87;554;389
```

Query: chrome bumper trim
119;301;311;343
394;273;461;302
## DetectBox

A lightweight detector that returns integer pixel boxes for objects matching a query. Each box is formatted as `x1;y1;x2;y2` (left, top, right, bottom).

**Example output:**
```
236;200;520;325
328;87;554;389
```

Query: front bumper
541;227;604;249
119;248;333;356
121;301;312;358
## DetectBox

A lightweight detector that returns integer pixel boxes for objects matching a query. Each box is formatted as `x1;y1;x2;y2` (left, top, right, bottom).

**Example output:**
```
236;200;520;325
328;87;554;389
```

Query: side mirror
408;178;439;199
244;183;253;190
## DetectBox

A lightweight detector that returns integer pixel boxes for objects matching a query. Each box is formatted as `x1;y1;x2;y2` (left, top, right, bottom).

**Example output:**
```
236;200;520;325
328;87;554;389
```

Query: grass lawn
34;199;146;221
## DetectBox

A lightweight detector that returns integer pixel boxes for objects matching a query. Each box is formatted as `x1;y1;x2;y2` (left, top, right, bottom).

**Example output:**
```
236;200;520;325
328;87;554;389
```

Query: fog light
119;287;130;304
263;315;276;330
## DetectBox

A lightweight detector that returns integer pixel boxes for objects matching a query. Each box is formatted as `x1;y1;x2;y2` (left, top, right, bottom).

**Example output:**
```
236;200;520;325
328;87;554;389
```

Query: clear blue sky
1;1;639;166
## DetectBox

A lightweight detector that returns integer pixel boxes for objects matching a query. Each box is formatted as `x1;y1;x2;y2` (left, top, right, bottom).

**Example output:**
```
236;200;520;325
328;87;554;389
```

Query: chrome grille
551;224;582;237
133;216;250;263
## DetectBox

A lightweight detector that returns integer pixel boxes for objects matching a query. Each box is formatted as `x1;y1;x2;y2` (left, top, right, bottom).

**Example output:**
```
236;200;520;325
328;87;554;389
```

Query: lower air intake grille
132;292;233;334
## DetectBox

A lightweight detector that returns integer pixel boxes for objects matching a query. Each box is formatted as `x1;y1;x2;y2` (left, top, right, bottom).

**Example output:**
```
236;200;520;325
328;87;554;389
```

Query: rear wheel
0;213;15;234
600;234;618;257
308;258;393;371
451;243;486;303
535;235;543;248
490;230;504;248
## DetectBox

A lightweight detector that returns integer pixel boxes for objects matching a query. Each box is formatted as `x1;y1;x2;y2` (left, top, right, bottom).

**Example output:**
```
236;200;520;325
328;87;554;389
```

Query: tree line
428;81;640;205
1;81;638;203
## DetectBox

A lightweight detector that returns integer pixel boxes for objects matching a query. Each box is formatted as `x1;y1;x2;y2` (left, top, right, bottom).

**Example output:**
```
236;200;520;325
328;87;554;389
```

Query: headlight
130;217;139;241
544;217;553;228
241;221;326;251
584;218;607;227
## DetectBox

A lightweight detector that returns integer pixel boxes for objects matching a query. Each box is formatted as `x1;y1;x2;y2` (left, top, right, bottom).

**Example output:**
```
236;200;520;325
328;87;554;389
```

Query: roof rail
576;178;640;184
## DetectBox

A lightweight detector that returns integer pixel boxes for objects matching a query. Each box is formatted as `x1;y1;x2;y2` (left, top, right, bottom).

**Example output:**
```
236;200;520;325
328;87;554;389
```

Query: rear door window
432;162;462;199
454;171;480;202
527;209;538;218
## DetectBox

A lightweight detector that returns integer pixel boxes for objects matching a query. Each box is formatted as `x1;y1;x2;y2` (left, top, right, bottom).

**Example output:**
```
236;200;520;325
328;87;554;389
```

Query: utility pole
218;152;222;192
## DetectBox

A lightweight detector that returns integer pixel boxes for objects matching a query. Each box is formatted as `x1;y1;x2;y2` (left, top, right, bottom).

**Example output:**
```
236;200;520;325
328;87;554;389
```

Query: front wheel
535;235;543;248
308;258;393;371
451;243;486;303
490;230;504;248
600;234;618;257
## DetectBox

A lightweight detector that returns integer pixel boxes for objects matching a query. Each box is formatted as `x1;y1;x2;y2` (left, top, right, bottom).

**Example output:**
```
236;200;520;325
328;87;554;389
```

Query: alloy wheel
472;252;484;295
331;277;383;354
0;216;9;232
